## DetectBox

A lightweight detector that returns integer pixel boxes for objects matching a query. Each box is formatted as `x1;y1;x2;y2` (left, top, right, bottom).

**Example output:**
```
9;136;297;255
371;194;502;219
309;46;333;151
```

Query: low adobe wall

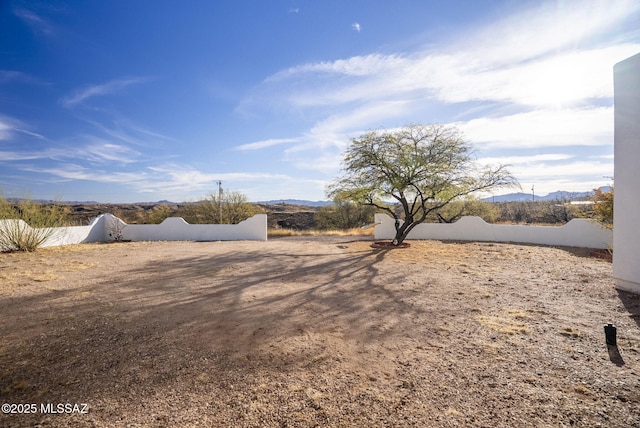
0;215;109;249
111;214;267;242
374;214;612;249
0;213;267;249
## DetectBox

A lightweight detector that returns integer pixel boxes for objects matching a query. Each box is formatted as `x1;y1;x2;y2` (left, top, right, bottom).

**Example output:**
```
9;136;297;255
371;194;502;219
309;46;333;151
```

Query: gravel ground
0;237;639;427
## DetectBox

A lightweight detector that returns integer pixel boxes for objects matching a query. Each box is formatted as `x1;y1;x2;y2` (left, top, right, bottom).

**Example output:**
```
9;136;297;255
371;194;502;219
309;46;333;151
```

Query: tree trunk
392;222;410;246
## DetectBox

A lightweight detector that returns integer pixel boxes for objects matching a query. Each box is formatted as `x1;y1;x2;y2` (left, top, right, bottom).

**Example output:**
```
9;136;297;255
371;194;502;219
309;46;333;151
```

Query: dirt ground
0;237;639;427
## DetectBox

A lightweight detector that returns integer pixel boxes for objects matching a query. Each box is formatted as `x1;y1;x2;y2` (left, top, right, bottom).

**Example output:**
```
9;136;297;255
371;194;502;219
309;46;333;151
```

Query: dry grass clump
268;227;374;237
560;326;581;338
477;310;530;335
0;245;96;288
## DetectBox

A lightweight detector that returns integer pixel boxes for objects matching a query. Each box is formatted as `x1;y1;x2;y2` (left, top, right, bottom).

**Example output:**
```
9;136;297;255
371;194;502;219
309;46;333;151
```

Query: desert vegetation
0;193;71;252
590;185;614;227
328;123;518;245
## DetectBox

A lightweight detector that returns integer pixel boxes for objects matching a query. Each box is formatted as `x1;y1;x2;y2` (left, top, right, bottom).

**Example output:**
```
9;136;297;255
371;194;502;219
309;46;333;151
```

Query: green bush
590;187;613;227
146;204;173;224
181;190;262;224
425;198;498;223
0;194;69;251
315;200;376;230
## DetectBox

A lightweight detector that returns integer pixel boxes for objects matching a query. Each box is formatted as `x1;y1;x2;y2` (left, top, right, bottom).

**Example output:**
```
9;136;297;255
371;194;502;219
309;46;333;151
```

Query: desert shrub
494;202;533;223
315;200;376;229
590;187;613;227
146;204;173;224
0;194;69;251
538;200;583;224
425;199;499;223
494;200;585;224
182;190;262;224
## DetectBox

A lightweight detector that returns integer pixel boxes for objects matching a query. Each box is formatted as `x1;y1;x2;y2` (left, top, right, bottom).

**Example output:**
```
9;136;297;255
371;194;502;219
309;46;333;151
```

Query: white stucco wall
0;215;109;249
120;214;267;241
0;213;267;249
613;52;640;294
374;214;612;249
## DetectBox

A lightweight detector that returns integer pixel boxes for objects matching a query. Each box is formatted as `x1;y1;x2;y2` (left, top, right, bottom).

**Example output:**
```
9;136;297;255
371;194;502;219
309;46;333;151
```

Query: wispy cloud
142;164;300;196
267;53;403;82
0;141;140;164
477;154;576;165
352;22;361;32
0;115;20;141
259;43;638;113
459;107;613;149
425;45;637;106
0;150;53;161
465;0;639;65
28;164;149;185
0;115;50;143
78;117;178;149
13;7;57;38
0;70;48;86
510;159;614;191
16;162;280;197
235;138;301;151
60;78;146;107
78;140;141;164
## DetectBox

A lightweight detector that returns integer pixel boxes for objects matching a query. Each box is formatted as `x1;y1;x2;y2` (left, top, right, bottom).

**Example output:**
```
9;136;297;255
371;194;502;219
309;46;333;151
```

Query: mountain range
480;187;611;203
16;188;611;207
255;199;334;207
259;187;612;206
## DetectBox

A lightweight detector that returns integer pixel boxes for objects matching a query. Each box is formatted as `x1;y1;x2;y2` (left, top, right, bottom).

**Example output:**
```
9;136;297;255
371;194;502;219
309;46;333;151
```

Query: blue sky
1;0;638;203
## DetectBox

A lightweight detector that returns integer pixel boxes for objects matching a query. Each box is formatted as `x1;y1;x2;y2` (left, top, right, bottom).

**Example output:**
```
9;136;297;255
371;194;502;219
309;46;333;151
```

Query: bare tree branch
327;124;520;245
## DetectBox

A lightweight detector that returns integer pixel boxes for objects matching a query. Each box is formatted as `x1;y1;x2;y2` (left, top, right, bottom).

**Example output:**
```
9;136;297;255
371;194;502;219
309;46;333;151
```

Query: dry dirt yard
0;237;639;427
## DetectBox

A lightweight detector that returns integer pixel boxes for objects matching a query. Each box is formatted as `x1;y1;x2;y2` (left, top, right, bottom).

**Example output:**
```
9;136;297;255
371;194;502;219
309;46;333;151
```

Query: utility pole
531;184;535;202
215;180;223;222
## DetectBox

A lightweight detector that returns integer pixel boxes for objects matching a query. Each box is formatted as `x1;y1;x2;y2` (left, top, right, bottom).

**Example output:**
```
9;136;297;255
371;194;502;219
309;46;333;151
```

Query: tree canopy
328;124;519;245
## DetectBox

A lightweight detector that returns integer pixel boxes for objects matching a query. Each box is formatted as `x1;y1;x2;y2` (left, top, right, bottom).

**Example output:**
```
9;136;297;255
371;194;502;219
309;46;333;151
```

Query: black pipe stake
604;323;617;347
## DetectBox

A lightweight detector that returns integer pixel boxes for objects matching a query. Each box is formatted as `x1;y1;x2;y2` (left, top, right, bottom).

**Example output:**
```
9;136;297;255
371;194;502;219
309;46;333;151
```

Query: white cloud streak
141;164;304;197
260;43;639;112
476;154;576;165
20;161;311;201
60;78;146;107
235;138;301;151
78;117;178;149
511;160;614;193
0;142;140;164
459;107;613;149
13;7;56;37
0;116;19;142
0;70;48;86
0;115;52;145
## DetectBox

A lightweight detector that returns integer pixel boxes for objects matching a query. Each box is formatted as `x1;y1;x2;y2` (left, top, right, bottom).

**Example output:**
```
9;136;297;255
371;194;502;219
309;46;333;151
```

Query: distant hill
256;199;333;207
482;187;611;203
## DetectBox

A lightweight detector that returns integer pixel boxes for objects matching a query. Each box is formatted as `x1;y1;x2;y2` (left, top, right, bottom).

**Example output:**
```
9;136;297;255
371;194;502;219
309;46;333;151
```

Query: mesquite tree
328;124;519;246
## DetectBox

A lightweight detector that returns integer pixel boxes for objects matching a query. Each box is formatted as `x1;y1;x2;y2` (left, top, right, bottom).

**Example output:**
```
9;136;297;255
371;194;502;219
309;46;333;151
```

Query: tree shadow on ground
0;240;422;425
